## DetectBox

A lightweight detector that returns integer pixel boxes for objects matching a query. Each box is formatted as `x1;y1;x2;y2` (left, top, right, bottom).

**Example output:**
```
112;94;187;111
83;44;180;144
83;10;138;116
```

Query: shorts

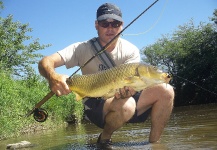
83;92;151;129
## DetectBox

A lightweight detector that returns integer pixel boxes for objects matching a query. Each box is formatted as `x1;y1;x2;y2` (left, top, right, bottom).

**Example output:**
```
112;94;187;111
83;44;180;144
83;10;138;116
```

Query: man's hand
38;54;71;96
114;86;136;99
48;73;71;96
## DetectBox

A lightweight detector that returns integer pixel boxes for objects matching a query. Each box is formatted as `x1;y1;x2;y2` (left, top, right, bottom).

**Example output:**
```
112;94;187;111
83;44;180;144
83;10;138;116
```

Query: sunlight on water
1;104;217;149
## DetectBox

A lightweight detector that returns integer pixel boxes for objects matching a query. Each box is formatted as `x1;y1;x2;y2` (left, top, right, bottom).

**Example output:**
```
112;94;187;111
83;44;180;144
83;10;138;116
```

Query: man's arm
38;53;71;96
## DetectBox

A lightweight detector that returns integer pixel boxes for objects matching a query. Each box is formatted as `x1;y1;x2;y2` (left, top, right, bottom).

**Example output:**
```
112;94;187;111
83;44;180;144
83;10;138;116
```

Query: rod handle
26;91;54;117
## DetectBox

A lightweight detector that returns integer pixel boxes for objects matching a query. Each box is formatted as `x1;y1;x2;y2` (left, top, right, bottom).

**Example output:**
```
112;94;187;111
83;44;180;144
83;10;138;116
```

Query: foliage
0;71;83;140
210;9;217;25
0;14;50;77
0;2;83;140
142;12;217;106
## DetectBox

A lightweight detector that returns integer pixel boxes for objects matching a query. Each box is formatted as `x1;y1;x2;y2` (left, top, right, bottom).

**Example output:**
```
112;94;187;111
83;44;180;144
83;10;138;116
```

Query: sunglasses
98;20;122;28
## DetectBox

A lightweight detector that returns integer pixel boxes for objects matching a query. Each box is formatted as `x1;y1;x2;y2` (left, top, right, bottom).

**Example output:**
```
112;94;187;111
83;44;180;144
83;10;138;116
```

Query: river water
1;104;217;150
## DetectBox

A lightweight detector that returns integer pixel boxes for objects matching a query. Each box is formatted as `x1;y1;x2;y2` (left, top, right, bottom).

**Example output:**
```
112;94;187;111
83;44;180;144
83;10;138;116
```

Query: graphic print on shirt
98;64;108;71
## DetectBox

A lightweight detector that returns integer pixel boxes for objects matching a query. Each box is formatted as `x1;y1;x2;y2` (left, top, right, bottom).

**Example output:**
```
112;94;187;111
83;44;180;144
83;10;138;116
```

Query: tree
142;12;217;106
0;4;50;77
211;9;217;25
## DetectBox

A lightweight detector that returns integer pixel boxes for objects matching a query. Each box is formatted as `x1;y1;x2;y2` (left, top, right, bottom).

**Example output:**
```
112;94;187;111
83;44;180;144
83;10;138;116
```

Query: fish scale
66;63;171;100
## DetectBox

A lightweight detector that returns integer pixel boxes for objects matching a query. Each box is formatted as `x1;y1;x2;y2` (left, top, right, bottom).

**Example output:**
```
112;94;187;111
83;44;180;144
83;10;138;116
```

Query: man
38;3;174;149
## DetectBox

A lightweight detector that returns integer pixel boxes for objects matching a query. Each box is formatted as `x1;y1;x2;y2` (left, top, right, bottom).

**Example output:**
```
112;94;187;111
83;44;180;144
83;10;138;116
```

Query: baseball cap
97;3;123;22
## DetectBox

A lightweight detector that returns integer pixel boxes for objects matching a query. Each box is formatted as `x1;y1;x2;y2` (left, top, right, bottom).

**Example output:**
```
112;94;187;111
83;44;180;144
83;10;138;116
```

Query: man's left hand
114;86;136;99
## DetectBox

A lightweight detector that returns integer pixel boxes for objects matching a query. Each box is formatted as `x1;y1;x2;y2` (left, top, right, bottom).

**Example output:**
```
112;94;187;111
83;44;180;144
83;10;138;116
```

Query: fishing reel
26;91;54;122
33;108;48;122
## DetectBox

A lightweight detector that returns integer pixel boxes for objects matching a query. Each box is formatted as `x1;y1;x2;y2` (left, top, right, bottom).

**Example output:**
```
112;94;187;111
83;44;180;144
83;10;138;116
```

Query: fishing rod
26;0;160;122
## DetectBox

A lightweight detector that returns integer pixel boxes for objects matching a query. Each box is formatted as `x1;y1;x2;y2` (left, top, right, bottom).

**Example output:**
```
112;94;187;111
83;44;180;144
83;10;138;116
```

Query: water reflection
1;104;217;149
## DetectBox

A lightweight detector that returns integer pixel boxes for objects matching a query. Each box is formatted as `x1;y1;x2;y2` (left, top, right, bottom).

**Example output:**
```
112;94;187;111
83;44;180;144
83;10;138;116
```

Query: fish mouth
162;73;172;83
166;73;172;78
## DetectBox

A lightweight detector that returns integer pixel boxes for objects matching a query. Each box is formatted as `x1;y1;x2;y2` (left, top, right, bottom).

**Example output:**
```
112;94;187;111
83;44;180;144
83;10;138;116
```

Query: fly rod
26;0;160;122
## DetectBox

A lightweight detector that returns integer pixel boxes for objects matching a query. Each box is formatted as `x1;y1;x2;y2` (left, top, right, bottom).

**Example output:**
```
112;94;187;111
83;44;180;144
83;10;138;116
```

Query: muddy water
1;104;217;150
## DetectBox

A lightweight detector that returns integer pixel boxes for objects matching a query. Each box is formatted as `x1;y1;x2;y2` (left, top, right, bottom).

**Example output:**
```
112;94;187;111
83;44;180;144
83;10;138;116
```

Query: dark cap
97;3;123;22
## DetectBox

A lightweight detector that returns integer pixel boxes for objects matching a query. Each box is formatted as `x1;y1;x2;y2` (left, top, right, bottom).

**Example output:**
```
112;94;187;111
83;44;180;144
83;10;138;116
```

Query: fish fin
72;92;85;101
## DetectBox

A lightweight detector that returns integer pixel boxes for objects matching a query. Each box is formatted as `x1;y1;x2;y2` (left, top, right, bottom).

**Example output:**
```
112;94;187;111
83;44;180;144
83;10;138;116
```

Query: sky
1;0;216;76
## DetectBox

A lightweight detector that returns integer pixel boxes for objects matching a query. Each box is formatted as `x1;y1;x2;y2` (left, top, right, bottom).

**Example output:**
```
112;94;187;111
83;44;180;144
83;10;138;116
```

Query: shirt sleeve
57;42;81;69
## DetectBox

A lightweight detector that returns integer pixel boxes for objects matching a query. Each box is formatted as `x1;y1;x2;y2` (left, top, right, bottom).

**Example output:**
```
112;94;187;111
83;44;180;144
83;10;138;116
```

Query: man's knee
123;97;136;114
113;97;136;121
157;83;174;104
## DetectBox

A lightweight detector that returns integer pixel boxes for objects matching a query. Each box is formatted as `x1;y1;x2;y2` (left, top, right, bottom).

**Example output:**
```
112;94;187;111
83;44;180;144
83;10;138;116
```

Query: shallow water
1;104;217;150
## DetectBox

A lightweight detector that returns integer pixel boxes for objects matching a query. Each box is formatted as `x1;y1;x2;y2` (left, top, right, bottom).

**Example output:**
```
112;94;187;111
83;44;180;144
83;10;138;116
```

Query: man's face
95;19;123;45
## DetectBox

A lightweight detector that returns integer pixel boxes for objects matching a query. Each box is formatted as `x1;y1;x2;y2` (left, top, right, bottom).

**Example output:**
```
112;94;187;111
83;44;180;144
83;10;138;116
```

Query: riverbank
1;103;217;149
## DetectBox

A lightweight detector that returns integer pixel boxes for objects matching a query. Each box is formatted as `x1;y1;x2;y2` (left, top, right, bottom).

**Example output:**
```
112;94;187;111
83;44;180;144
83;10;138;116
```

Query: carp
66;63;171;100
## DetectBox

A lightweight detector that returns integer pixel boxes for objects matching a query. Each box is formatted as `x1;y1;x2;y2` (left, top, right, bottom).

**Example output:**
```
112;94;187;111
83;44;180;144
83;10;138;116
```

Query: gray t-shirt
58;38;140;75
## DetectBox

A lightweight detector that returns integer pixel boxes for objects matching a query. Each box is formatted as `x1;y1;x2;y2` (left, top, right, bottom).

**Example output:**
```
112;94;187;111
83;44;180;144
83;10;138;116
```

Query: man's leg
137;83;174;143
100;97;136;140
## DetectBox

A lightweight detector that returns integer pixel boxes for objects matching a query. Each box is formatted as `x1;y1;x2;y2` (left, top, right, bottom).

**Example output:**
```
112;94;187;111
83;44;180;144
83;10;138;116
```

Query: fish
66;63;171;100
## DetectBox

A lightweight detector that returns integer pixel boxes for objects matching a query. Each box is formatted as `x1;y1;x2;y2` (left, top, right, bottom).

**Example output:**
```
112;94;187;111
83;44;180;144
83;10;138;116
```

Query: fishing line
123;0;168;36
175;75;217;96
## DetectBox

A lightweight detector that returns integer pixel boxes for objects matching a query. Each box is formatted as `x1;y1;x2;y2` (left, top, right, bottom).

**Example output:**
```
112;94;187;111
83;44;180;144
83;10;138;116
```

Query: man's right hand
48;73;71;96
38;53;71;97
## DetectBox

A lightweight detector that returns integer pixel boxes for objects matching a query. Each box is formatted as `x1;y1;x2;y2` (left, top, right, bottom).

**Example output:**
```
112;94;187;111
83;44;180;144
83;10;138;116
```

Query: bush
0;71;83;140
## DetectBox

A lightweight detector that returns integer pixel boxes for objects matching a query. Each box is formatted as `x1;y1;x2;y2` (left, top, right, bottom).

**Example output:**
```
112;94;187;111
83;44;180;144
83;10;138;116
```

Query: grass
0;71;83;140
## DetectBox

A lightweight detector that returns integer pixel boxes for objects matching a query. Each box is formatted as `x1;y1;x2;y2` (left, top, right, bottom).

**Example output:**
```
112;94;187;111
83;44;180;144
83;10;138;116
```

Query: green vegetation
0;14;49;78
142;9;217;106
0;2;83;140
0;70;83;140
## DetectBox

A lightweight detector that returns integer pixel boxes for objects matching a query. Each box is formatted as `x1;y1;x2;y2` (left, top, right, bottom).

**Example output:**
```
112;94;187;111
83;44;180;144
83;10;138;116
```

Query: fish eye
167;74;172;78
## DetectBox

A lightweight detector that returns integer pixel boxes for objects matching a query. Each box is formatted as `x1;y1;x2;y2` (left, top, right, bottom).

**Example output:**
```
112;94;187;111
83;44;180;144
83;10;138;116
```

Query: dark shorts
83;92;151;129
